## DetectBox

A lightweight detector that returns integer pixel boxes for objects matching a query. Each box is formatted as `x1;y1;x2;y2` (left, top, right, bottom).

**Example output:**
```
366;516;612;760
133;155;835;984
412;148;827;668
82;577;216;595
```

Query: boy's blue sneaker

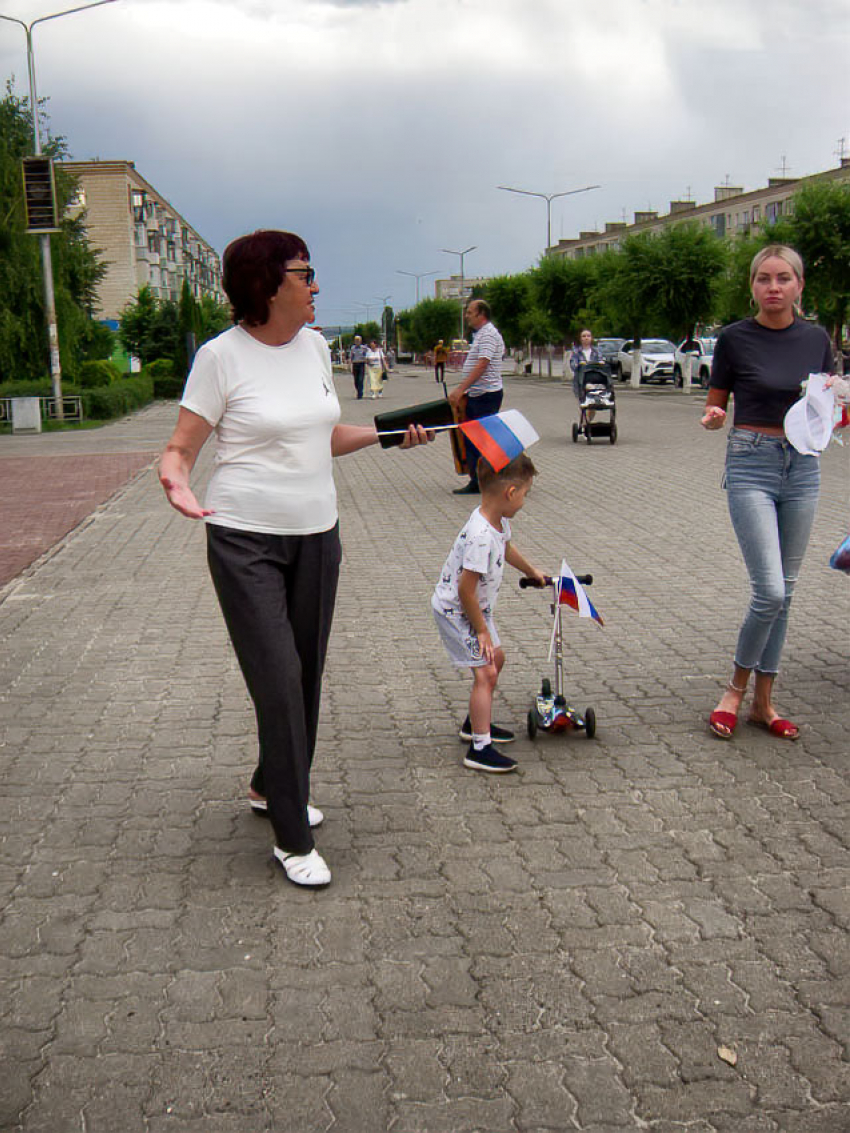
459;716;515;744
463;743;518;774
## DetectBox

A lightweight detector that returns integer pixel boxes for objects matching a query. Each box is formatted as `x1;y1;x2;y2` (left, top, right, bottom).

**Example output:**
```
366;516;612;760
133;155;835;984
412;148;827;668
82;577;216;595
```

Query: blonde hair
750;244;804;285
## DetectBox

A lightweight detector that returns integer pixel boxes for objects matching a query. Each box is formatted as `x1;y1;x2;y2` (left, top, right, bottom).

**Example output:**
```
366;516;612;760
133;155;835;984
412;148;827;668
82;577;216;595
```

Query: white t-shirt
181;324;341;535
463;321;504;397
431;507;511;626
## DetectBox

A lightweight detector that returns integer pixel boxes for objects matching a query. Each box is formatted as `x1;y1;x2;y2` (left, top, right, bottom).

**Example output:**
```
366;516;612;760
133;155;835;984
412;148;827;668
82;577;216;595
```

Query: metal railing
0;395;84;424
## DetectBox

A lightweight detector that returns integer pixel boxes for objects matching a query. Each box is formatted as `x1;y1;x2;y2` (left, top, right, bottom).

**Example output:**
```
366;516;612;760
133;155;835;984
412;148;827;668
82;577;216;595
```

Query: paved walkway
0;408;165;589
1;370;849;1132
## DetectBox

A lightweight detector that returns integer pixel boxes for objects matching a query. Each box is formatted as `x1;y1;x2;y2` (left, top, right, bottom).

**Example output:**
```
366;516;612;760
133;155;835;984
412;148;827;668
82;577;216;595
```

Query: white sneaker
273;847;331;888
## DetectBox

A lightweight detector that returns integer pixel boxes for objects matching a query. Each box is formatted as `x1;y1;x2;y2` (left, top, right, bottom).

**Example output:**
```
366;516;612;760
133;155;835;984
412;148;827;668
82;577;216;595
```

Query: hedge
77;359;122;388
0;374;154;421
83;373;154;419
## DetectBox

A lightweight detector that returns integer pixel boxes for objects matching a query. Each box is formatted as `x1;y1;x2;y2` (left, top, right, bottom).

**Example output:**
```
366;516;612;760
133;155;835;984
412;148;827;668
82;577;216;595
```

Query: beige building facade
435;274;489;301
60;160;225;320
551;161;850;260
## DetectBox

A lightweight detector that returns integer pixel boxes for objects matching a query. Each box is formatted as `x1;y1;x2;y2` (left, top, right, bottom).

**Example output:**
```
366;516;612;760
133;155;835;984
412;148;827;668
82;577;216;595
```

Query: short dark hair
222;230;309;326
467;299;490;319
477;452;536;491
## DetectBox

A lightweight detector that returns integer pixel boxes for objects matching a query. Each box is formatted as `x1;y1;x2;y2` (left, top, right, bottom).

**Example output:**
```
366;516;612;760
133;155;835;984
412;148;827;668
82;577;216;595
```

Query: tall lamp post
1;0;119;419
396;269;438;305
373;294;391;348
497;183;600;255
441;245;476;338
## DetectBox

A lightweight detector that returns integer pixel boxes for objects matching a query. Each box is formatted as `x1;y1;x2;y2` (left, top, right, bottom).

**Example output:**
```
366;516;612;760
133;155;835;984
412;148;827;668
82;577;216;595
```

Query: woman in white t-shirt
159;230;431;888
365;340;387;399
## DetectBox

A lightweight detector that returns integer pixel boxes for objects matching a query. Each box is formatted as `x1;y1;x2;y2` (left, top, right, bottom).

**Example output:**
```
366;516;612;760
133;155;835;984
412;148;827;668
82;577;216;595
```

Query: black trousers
206;523;341;854
465;389;504;484
434;362;445;382
352;363;365;398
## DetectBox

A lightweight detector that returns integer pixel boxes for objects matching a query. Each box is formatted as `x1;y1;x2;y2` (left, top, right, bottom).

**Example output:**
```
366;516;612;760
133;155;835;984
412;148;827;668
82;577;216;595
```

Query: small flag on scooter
458;410;540;472
556;559;603;626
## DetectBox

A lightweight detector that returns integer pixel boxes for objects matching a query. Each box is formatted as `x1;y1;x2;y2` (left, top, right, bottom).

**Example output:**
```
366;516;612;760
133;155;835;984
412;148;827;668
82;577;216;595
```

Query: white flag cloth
784;374;835;456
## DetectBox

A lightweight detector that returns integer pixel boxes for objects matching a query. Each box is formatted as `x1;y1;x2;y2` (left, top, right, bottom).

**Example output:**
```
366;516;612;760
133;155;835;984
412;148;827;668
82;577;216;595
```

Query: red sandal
747;716;799;740
709;710;738;739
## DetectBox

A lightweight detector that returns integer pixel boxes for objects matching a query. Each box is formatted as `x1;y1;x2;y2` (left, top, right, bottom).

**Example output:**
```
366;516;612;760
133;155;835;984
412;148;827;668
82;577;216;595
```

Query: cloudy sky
2;0;849;326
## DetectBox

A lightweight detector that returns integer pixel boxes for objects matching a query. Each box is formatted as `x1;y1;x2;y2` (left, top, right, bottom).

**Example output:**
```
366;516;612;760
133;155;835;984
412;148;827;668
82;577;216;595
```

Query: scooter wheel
584;707;596;739
541;678;552;698
609;423;618;445
571;423;579;443
527;710;538;740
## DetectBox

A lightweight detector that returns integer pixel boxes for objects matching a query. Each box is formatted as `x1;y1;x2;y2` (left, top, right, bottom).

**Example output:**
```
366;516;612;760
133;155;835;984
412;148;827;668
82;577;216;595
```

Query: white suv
615;339;676;384
673;338;716;389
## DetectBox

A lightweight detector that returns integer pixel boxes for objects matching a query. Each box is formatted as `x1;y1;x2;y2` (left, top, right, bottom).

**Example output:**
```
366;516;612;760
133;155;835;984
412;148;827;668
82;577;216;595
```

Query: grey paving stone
2;382;849;1131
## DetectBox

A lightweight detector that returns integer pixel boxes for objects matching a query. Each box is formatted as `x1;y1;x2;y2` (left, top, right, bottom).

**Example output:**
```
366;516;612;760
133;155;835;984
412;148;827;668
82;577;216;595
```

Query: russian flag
556;559;603;625
458;410;540;472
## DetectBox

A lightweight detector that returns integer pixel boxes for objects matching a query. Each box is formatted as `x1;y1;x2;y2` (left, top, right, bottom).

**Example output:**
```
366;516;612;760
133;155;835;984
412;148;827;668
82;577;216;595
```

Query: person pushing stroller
432;454;547;773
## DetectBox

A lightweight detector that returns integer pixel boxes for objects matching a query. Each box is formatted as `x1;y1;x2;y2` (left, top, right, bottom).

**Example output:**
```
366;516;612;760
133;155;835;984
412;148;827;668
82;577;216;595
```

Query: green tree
530;255;602;342
482;274;536;348
400;298;458;354
645;223;728;340
119;286;230;369
774;181;850;351
0;82;106;383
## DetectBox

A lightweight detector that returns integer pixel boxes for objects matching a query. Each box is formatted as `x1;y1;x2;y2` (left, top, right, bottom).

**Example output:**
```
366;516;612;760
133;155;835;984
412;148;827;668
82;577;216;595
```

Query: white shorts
432;605;500;668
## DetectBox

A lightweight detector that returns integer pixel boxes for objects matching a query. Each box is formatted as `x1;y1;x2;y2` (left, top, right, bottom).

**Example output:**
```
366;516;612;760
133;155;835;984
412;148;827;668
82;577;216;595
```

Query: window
753;205;760;222
148;231;160;253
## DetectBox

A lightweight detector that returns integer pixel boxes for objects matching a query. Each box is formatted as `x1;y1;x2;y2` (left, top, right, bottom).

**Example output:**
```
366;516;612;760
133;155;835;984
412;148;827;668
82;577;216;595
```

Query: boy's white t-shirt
432;507;511;626
181;324;341;535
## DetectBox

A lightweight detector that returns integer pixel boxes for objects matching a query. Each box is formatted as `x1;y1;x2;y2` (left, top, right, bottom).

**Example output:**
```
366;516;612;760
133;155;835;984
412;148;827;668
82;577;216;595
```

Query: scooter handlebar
519;573;593;588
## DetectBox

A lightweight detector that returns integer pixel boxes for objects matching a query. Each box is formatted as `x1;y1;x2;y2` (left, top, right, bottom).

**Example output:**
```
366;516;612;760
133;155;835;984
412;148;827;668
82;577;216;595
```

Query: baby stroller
571;362;617;445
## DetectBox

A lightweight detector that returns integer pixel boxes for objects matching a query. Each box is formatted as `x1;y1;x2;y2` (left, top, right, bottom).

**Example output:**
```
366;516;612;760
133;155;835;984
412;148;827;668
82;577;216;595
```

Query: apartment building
435;274;490;301
60;160;225;319
551;161;850;260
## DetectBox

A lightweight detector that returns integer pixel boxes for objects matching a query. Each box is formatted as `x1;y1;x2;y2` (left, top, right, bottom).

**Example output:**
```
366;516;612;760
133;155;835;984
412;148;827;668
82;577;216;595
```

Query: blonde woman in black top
701;245;833;741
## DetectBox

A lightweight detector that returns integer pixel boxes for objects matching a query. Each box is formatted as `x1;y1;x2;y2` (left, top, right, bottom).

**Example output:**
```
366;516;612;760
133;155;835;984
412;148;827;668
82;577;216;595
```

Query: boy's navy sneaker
459;716;515;744
463;743;518;774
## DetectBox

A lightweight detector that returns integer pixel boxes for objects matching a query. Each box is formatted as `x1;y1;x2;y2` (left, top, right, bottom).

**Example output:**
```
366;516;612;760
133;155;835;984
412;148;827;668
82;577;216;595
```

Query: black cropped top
709;317;833;428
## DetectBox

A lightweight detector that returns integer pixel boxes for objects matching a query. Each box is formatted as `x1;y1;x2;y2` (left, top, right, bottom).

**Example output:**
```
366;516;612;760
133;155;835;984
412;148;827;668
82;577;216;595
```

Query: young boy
432;453;547;773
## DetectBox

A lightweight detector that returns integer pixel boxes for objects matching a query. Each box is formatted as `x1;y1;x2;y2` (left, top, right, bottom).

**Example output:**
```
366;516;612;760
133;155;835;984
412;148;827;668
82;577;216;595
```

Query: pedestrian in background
434;339;449;383
350;335;368;399
701;244;834;742
448;300;505;495
365;339;387;399
159;229;432;889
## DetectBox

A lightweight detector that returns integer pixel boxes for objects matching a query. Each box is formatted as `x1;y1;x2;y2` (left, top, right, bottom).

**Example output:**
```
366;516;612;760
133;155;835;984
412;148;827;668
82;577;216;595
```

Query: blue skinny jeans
724;427;820;675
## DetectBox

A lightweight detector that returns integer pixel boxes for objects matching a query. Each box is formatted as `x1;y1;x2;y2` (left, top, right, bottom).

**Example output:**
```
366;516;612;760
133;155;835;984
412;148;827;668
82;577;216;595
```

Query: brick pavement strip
0;378;849;1131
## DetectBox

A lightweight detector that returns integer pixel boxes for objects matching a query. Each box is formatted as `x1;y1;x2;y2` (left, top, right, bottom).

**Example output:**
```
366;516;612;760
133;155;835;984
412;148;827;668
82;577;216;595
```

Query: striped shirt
463;321;504;396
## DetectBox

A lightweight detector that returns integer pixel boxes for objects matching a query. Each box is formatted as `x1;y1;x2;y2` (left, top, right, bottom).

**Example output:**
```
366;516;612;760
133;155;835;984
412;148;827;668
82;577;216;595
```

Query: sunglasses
285;267;316;286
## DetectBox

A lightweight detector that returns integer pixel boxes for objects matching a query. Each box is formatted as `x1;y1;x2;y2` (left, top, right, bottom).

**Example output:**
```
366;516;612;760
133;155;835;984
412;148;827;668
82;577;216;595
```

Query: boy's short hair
477;452;537;492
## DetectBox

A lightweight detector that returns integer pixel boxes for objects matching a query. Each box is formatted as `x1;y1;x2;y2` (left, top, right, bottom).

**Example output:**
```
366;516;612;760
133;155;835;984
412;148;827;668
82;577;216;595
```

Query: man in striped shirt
448;299;505;494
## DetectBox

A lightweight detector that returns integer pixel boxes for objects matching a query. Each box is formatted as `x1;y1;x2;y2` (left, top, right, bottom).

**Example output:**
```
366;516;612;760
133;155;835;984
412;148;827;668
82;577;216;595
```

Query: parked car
615;339;677;384
595;338;626;371
673;338;716;388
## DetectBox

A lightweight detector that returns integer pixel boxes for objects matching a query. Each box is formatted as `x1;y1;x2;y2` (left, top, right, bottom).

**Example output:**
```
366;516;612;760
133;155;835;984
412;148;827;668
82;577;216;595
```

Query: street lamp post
373;294;391;349
441;245;477;338
497;183;600;255
396;269;438;305
1;0;119;419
